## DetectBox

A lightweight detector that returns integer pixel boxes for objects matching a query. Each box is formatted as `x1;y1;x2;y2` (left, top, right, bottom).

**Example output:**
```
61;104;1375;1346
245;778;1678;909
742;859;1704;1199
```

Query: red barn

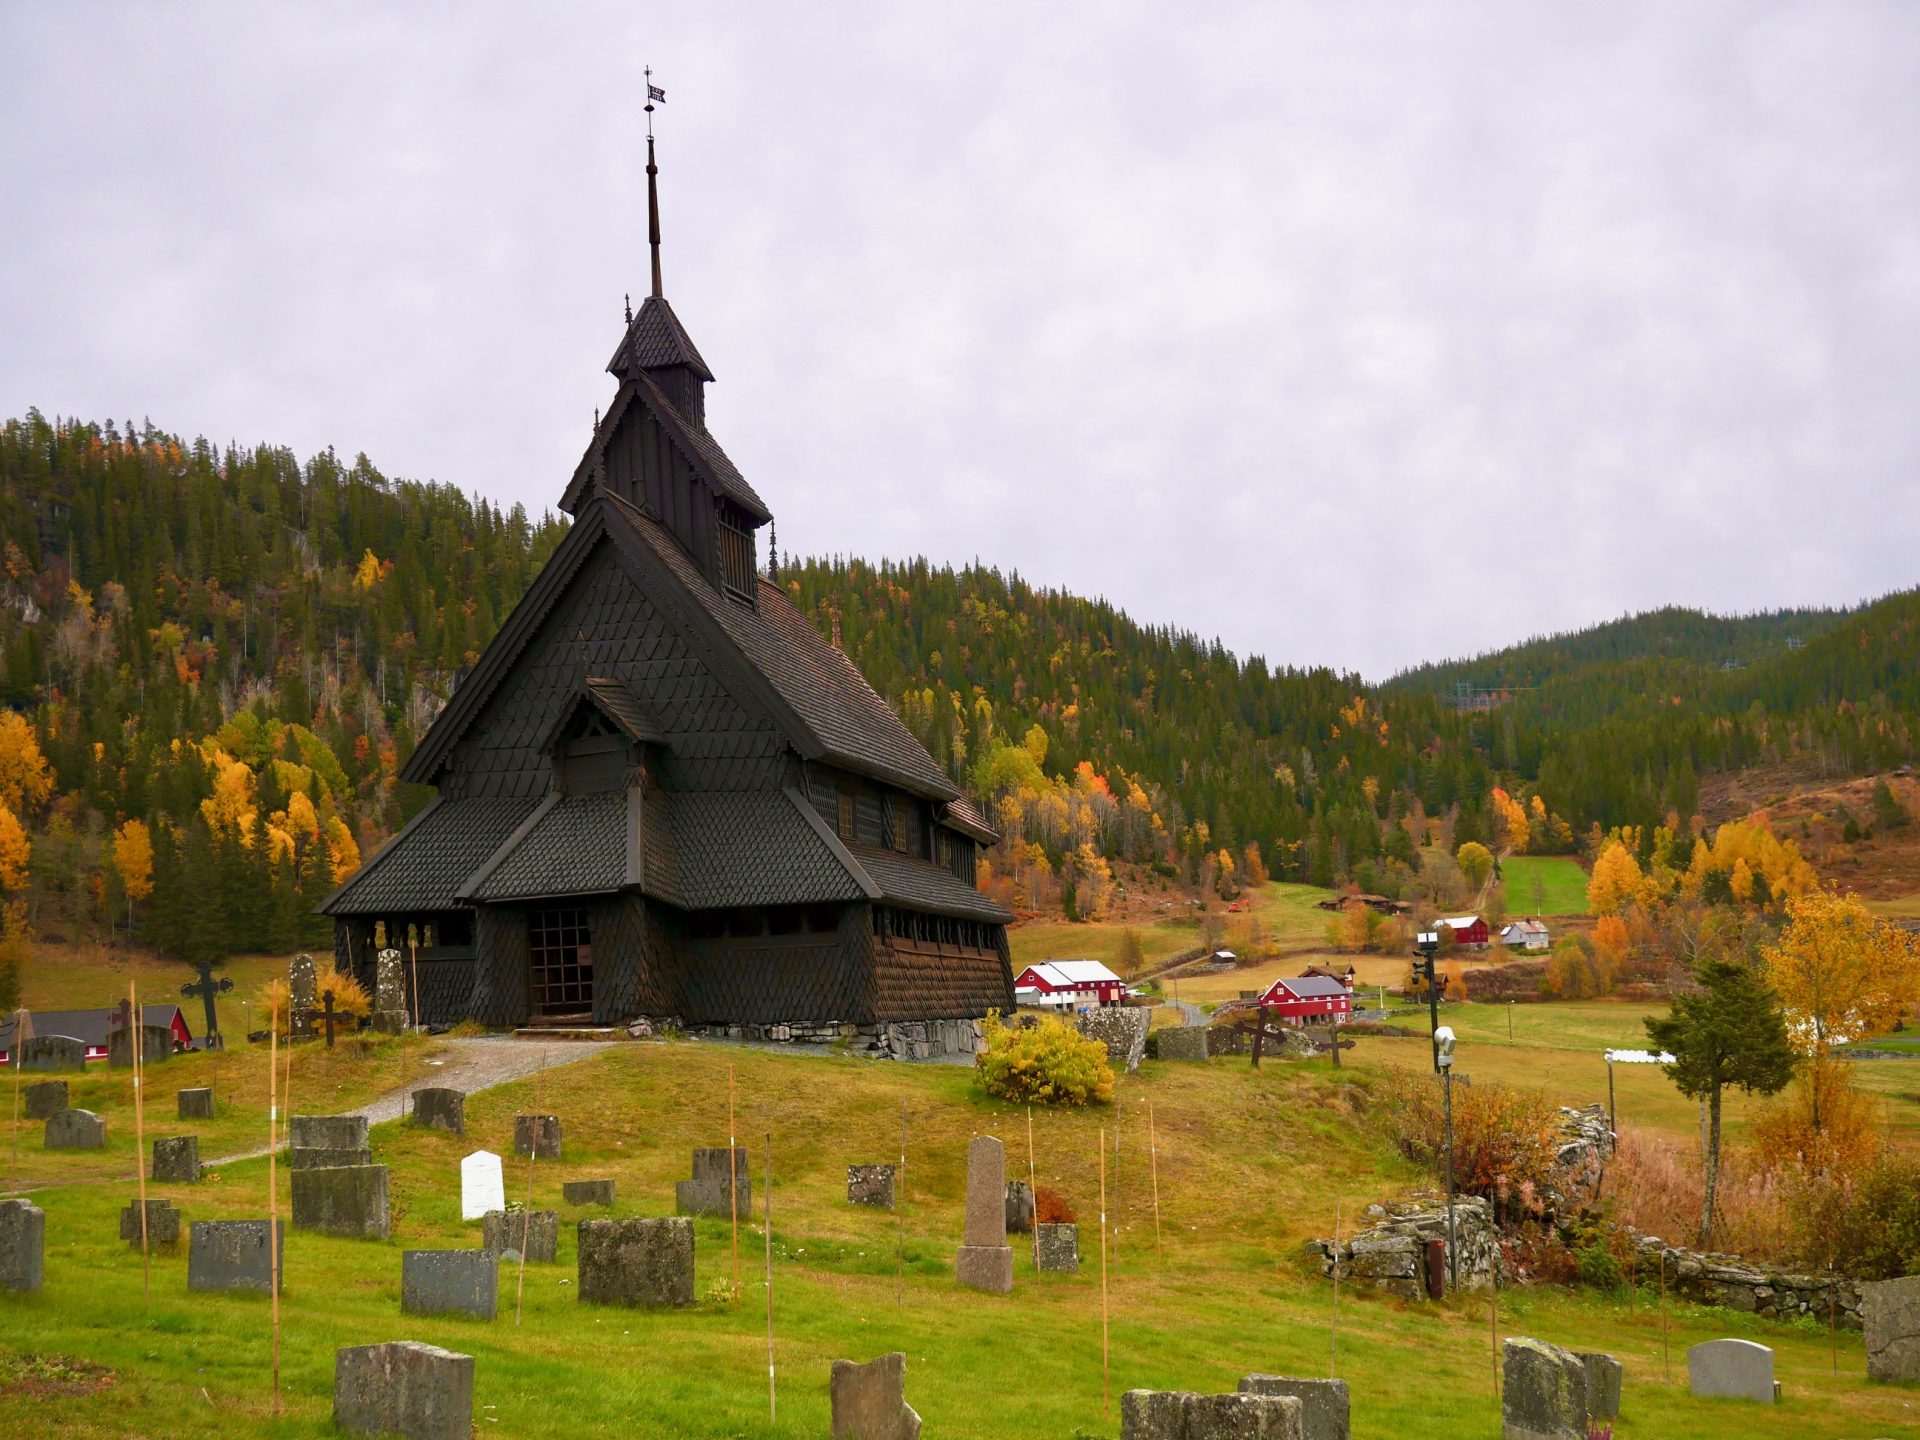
1257;975;1352;1025
1437;915;1490;949
1013;960;1128;1008
0;1005;193;1064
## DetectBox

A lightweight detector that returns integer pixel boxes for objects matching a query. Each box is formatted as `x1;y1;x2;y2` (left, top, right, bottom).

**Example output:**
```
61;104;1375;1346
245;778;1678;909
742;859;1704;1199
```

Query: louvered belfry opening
528;905;594;1018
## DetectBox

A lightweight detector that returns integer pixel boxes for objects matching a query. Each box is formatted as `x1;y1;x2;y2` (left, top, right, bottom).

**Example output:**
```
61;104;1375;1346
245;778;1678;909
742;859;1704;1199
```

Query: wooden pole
1148;1101;1163;1264
764;1130;776;1423
728;1065;740;1304
9;1007;25;1196
895;1101;906;1305
1026;1105;1039;1283
131;979;149;1305
1490;1263;1499;1397
1099;1127;1110;1417
1659;1251;1669;1383
1111;1110;1120;1260
514;1052;547;1326
1329;1198;1340;1378
269;1004;282;1416
408;936;421;1032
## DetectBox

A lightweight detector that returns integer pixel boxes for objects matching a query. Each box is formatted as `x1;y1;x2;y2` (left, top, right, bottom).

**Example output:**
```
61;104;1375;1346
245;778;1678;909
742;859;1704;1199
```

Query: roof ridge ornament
645;65;666;299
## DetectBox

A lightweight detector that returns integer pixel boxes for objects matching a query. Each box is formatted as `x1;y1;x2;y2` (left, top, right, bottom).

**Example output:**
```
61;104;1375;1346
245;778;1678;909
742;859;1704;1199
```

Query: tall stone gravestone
21;1035;86;1071
1687;1338;1776;1403
955;1135;1013;1294
290;1114;373;1169
152;1136;201;1182
1863;1275;1920;1384
461;1151;506;1221
23;1080;68;1120
1239;1375;1350;1440
373;947;407;1034
46;1108;106;1150
289;953;317;1040
577;1217;695;1308
292;1164;390;1239
675;1147;750;1217
334;1340;473;1440
178;1087;215;1120
0;1199;45;1293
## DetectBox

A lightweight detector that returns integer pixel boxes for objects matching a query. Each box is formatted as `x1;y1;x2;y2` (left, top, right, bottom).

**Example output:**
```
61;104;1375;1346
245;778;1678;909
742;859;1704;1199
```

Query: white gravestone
460;1150;505;1221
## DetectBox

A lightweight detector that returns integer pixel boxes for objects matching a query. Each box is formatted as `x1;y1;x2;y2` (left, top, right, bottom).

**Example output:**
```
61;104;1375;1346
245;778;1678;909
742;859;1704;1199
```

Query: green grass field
1009;882;1341;979
1497;857;1591;917
3;1021;1917;1437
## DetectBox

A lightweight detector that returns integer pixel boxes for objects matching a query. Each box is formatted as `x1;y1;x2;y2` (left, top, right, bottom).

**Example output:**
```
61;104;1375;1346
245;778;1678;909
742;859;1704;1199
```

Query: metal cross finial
624;293;632;324
644;65;666;297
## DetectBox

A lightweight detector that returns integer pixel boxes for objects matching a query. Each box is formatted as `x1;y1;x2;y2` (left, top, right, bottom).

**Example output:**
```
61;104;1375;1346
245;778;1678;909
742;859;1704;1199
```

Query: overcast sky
3;4;1916;680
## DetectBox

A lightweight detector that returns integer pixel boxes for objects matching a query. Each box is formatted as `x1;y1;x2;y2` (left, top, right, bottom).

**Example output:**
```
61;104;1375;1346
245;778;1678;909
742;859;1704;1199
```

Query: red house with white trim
1436;914;1490;949
1257;975;1352;1025
1013;960;1127;1008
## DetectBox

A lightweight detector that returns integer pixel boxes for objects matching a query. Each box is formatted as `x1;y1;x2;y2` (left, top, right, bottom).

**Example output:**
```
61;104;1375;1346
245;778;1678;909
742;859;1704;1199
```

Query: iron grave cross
180;960;233;1053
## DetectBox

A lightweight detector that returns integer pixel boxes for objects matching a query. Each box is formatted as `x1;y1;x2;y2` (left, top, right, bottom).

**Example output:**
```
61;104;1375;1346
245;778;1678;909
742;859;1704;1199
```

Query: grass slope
1498;857;1591;917
2;1036;1915;1438
1009;883;1339;978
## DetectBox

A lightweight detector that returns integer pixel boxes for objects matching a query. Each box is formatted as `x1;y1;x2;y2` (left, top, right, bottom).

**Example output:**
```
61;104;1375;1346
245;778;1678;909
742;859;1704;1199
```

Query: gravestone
674;1146;750;1217
513;1114;562;1160
152;1135;201;1183
402;1249;500;1321
481;1210;557;1263
289;953;317;1039
954;1135;1013;1294
45;1108;106;1150
1036;1222;1079;1274
1240;1375;1350;1440
847;1164;896;1209
1157;1025;1211;1063
1688;1338;1775;1402
372;947;407;1034
1078;1008;1150;1073
23;1079;67;1120
188;1219;283;1293
1864;1274;1920;1384
0;1199;45;1293
177;1087;215;1120
1120;1389;1305;1440
562;1178;615;1207
180;958;233;1051
120;1198;182;1250
21;1034;86;1071
109;1023;174;1069
577;1216;694;1308
1574;1352;1622;1421
1005;1180;1034;1235
334;1341;473;1440
290;1113;372;1170
292;1164;391;1240
831;1351;922;1440
1501;1337;1587;1440
461;1151;506;1221
410;1088;465;1135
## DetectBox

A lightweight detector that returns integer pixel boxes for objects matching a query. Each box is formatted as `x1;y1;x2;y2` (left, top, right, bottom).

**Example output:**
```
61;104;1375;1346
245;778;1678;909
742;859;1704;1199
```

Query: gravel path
208;1036;619;1164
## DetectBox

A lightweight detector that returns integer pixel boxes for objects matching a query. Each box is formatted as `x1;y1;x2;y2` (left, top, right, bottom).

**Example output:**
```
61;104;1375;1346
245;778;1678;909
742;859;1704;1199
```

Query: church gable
442;538;788;802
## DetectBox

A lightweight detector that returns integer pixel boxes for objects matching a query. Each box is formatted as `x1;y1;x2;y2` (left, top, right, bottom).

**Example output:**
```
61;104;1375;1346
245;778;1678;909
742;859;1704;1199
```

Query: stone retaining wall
1310;1193;1497;1297
1628;1231;1865;1331
687;1017;983;1060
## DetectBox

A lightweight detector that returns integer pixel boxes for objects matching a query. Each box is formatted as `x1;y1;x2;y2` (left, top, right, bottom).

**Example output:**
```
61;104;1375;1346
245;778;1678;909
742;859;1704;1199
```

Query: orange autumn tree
1587;839;1654;915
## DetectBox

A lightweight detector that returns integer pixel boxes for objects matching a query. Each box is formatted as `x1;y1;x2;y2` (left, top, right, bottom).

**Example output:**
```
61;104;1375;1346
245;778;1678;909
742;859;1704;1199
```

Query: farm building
1436;915;1490;949
1299;961;1356;990
1500;918;1551;952
0;1005;193;1065
319;130;1013;1055
1014;960;1128;1009
1257;976;1352;1026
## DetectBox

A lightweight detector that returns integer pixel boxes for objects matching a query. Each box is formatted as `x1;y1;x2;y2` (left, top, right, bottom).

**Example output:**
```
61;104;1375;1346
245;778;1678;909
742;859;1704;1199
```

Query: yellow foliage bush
974;1011;1114;1106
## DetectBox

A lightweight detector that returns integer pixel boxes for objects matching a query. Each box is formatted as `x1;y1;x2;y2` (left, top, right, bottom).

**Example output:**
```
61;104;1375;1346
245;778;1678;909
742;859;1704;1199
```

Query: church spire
646;67;664;299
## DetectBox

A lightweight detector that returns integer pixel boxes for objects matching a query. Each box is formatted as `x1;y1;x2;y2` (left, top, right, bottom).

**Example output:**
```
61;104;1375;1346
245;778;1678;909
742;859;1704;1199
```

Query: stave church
320;125;1014;1057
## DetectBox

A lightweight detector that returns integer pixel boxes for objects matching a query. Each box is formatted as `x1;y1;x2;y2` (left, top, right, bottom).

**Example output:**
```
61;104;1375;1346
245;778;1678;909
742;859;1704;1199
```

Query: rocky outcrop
1310;1193;1496;1297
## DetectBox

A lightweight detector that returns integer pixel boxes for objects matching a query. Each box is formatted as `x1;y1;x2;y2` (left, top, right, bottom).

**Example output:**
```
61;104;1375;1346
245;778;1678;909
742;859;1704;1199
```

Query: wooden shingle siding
470;905;532;1027
586;892;653;1025
873;937;1013;1022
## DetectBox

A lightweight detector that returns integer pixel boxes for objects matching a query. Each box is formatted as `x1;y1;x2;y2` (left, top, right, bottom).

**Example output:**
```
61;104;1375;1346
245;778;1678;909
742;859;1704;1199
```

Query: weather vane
645;65;665;139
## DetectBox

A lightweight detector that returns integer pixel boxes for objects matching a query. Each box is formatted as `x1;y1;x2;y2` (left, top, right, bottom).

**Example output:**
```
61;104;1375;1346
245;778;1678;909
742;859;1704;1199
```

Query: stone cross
180;960;233;1052
320;992;339;1049
289;954;317;1040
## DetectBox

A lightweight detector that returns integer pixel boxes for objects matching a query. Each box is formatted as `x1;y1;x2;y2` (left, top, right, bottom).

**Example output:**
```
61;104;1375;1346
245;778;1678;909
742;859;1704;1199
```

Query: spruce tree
1645;955;1796;1245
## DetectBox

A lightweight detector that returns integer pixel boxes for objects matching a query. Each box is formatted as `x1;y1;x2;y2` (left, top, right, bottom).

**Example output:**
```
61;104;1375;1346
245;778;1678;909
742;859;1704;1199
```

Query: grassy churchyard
3;1017;1917;1437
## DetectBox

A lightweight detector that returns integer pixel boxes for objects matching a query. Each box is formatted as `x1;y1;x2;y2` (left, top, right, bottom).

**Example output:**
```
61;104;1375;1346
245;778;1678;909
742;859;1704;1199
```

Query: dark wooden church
321;130;1014;1055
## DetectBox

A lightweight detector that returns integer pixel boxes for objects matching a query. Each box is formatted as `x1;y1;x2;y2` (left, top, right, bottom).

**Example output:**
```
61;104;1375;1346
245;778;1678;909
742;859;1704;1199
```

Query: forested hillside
0;410;1915;977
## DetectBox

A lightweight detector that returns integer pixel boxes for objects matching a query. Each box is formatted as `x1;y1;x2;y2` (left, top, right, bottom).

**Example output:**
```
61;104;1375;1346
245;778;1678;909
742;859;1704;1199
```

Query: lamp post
1436;1023;1458;1291
1416;930;1442;1074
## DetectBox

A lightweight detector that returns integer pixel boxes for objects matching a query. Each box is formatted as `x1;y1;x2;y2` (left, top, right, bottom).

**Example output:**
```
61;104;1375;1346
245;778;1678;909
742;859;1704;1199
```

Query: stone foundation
688;1017;984;1061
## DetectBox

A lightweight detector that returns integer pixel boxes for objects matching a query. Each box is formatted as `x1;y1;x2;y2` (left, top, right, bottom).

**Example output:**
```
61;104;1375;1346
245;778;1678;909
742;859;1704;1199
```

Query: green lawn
1498;857;1590;917
2;1037;1915;1437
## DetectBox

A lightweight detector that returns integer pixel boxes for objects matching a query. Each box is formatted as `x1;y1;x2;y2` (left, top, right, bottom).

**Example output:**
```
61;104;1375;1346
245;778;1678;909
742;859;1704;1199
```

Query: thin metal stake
895;1101;906;1305
1330;1198;1341;1378
10;1006;26;1195
269;1005;282;1416
515;1051;547;1325
1659;1251;1669;1383
764;1130;776;1423
131;980;149;1305
1148;1101;1163;1263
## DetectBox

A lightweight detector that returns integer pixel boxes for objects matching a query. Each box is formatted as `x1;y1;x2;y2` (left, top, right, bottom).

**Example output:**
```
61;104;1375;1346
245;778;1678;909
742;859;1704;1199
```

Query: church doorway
528;906;594;1019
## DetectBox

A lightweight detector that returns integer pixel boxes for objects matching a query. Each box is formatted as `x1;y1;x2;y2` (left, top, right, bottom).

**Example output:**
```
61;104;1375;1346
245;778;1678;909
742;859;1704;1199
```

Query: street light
1435;1023;1459;1292
1415;930;1442;1074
